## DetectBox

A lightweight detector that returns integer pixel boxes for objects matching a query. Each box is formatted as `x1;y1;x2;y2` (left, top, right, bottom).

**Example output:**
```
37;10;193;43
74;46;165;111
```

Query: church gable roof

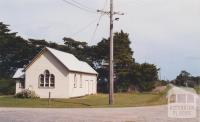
26;47;97;75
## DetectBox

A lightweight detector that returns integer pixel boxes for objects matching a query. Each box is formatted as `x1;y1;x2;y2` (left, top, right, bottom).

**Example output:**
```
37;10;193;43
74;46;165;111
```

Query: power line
90;14;103;43
63;0;108;44
62;0;97;14
90;0;108;43
70;0;96;12
71;18;98;36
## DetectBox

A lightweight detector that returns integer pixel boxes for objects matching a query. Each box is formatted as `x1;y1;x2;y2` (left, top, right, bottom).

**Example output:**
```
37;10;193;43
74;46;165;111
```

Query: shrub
138;81;155;92
15;89;39;99
0;79;15;95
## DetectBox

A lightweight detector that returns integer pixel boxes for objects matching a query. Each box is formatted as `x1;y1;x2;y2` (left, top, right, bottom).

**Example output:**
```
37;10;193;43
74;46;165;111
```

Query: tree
137;63;159;91
94;30;134;66
0;22;37;77
91;31;135;92
63;37;87;49
175;70;191;86
63;37;91;63
116;63;159;92
90;30;159;92
174;70;200;87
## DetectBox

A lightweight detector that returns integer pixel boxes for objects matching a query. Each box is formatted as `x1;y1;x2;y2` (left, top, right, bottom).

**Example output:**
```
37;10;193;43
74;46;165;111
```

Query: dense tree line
0;21;161;92
172;70;200;88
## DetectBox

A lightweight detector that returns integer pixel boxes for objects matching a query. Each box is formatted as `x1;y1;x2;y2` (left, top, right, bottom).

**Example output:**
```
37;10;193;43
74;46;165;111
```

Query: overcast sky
0;0;200;80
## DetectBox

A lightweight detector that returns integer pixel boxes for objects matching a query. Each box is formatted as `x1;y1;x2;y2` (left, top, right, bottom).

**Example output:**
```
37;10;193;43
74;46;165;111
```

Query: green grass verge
195;86;200;94
0;92;168;108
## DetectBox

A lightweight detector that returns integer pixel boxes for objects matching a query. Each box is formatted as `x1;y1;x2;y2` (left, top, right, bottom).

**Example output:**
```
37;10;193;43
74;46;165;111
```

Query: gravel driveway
0;105;199;122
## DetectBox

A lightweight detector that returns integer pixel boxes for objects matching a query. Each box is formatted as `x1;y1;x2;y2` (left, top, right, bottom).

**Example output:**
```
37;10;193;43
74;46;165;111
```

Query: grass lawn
0;92;167;108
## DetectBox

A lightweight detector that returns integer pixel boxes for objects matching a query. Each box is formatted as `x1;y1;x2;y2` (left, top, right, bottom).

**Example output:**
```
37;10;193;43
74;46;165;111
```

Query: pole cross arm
114;12;125;15
97;10;125;16
97;10;110;15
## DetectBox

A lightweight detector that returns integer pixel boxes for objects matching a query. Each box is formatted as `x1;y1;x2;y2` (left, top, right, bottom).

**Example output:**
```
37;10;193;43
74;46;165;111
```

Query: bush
154;80;168;87
0;79;15;95
97;81;108;93
15;89;39;99
138;81;155;92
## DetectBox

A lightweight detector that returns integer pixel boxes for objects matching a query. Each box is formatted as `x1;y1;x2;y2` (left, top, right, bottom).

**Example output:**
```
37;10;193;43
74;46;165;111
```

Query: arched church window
39;70;55;88
39;74;44;87
50;74;55;87
44;70;50;87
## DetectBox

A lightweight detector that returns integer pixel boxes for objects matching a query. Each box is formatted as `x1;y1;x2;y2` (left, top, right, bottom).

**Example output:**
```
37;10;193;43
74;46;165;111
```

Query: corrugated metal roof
13;68;25;79
46;47;97;74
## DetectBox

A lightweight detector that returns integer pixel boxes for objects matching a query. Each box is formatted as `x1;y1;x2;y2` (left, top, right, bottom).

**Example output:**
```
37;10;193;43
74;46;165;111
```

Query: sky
0;0;200;80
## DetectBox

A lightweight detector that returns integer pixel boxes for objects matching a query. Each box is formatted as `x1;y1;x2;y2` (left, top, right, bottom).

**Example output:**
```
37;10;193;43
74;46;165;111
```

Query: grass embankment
195;86;200;94
0;89;168;108
0;78;169;108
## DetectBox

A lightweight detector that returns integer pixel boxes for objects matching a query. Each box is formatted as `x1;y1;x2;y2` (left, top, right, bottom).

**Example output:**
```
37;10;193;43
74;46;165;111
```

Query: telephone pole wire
109;0;114;105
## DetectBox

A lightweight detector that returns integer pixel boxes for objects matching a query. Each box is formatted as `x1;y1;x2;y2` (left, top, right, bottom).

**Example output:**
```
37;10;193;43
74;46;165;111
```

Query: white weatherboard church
13;47;98;98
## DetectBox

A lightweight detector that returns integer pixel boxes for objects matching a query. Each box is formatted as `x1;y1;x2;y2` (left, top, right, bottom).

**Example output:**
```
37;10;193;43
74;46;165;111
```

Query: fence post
48;92;51;107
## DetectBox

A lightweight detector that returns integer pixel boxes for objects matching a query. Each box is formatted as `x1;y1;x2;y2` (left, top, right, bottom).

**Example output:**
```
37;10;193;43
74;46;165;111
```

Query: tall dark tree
94;30;134;66
94;31;134;74
114;31;134;69
0;22;37;77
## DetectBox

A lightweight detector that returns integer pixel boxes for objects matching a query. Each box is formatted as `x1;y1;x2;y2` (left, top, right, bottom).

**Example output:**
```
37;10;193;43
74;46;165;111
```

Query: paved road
0;105;199;122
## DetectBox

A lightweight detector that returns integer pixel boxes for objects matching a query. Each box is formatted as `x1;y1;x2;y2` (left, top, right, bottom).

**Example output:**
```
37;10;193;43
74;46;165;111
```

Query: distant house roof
26;47;98;75
13;68;25;79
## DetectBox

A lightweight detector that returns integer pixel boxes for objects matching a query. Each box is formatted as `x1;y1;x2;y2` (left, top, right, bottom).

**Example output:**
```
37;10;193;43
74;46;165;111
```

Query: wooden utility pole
109;0;114;105
97;0;124;105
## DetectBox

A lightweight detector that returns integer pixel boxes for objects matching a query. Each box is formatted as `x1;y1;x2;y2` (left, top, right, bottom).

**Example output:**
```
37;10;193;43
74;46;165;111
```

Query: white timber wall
68;72;97;98
25;50;69;98
15;81;22;93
